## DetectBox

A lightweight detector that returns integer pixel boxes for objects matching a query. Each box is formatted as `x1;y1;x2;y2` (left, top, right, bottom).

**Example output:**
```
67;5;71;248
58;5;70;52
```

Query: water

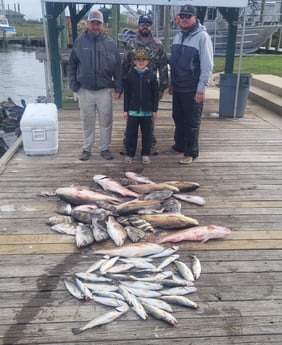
0;46;46;104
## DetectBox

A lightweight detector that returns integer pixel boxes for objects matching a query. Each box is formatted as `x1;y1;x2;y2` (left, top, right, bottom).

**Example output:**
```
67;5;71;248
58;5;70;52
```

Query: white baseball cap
87;10;104;23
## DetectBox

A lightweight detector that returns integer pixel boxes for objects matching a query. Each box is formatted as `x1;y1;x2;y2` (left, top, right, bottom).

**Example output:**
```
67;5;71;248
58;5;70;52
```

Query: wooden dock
1;87;282;344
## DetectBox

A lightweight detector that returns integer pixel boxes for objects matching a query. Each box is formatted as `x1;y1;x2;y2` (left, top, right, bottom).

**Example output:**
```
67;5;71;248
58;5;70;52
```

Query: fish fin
207;225;217;230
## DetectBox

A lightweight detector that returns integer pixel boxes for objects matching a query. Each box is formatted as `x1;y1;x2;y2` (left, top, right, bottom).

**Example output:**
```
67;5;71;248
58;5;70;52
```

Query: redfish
151;225;231;244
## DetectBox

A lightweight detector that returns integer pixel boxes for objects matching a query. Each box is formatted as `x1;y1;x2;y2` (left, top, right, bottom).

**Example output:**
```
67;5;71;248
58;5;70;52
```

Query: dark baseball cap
138;15;153;25
179;5;197;16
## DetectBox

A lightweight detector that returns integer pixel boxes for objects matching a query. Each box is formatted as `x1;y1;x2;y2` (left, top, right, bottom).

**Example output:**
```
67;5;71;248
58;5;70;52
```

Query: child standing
123;49;159;164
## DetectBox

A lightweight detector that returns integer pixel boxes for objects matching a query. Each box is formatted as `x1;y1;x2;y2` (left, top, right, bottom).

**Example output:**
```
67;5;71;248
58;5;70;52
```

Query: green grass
214;55;282;77
14;24;44;37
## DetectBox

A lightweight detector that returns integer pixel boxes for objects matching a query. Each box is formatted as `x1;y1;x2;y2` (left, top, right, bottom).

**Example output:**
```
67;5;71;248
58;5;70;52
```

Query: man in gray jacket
169;5;213;165
68;9;122;161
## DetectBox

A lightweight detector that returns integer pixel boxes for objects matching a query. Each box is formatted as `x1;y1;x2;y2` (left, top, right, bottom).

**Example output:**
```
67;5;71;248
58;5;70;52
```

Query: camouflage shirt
122;32;169;92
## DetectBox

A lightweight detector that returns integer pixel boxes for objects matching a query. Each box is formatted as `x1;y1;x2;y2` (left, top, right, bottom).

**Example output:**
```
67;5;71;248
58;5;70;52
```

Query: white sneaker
124;156;132;163
142;156;150;164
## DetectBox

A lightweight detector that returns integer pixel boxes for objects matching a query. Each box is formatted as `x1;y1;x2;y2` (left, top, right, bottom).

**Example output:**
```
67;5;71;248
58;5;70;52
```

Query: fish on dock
125;171;155;184
127;182;180;194
139;213;199;229
151;225;232;244
93;174;141;198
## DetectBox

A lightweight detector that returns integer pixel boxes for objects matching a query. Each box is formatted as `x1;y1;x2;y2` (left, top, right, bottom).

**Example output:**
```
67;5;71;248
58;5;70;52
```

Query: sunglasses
139;22;152;27
179;14;193;19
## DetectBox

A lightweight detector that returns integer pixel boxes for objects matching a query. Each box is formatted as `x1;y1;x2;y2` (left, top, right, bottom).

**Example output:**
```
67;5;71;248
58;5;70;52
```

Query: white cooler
20;103;58;155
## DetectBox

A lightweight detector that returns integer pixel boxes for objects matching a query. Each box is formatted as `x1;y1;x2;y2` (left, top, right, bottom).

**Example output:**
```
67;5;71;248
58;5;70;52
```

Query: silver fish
156;254;180;271
129;271;173;282
142;302;178;326
149;246;179;258
119;257;156;270
125;225;146;243
174;193;206;206
63;279;84;300
106;263;135;274
86;257;109;273
144;190;173;201
174;260;195;282
139;297;173;313
121;280;163;291
93;174;141;198
75;278;93;300
161;286;197;296
93;242;166;258
75;272;113;283
83;282;119;292
125;171;155;184
129;293;148;320
122;286;162;298
56;186;122;205
72;303;129;335
161;295;199;309
51;223;78;236
99;256;120;274
191;255;201;280
93;291;125;301
47;215;73;226
75;224;94;248
91;295;125;308
106;216;127;247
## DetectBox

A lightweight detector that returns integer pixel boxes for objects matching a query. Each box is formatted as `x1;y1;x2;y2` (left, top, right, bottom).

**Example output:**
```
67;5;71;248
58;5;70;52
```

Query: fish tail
72;327;82;335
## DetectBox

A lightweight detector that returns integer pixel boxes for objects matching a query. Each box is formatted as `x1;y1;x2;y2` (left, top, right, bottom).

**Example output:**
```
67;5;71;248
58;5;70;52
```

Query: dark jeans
172;91;203;159
125;116;152;157
123;121;156;147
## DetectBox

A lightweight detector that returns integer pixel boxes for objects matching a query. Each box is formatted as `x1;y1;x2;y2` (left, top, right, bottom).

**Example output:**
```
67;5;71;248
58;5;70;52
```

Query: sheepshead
47;215;74;226
125;225;146;242
75;224;94;248
127;215;155;233
91;217;109;242
139;213;199;229
127;182;179;194
144;189;173;201
191;255;201;280
125;171;155;184
93;175;141;198
116;199;162;216
165;181;200;192
72;303;129;335
174;193;206;206
51;223;78;236
93;242;166;257
56;186;122;205
162;198;182;213
94;201;118;214
106;216;127;247
71;209;92;224
161;295;199;309
56;200;72;216
151;225;232;244
90;208;112;222
142;302;178;326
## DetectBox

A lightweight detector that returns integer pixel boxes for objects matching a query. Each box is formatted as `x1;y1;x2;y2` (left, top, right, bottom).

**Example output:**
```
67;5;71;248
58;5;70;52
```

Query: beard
139;29;150;38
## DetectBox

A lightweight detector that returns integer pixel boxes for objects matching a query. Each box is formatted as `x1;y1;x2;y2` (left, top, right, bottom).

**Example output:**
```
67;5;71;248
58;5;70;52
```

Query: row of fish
46;172;231;249
64;244;202;333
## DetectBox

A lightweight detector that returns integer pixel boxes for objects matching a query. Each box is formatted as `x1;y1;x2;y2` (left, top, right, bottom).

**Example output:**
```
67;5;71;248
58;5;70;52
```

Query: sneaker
100;150;113;160
142;156;151;164
119;147;126;155
79;151;91;161
179;156;193;165
124;156;132;163
171;145;184;153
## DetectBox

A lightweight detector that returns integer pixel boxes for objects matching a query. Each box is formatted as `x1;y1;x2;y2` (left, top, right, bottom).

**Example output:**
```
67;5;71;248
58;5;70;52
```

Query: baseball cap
138;15;153;25
179;5;197;16
87;9;104;23
134;49;150;60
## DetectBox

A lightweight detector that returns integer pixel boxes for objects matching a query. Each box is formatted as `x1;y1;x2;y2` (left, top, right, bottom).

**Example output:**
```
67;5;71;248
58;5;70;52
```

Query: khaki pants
78;88;113;152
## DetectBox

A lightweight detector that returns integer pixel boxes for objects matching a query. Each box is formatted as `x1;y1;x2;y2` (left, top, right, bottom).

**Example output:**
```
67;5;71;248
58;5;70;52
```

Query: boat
118;1;282;56
0;14;16;37
0;0;16;38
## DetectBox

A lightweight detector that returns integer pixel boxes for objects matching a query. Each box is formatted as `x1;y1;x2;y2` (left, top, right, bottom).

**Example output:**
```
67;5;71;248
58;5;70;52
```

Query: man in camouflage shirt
121;14;169;155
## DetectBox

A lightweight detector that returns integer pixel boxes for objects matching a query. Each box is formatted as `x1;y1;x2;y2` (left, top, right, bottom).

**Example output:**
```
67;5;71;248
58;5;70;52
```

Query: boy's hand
152;112;157;120
123;112;128;120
